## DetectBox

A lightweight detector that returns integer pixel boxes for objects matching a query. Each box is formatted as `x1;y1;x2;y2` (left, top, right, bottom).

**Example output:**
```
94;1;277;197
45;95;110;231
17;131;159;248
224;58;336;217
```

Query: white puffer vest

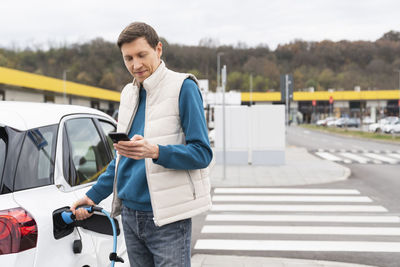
110;61;212;226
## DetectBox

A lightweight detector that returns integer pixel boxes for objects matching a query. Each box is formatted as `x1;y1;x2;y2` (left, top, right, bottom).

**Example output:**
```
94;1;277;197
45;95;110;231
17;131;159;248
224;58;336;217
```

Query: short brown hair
117;22;159;49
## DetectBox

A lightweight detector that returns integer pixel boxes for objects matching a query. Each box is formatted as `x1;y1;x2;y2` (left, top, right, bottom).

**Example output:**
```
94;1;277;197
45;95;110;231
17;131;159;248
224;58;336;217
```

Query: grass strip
299;124;400;143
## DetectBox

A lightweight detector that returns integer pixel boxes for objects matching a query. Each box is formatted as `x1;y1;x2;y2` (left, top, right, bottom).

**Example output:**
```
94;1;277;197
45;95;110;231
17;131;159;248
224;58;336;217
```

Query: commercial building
0;66;120;115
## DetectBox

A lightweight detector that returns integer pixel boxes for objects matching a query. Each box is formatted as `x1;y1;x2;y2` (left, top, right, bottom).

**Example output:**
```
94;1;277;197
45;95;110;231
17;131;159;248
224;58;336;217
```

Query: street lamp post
217;52;224;90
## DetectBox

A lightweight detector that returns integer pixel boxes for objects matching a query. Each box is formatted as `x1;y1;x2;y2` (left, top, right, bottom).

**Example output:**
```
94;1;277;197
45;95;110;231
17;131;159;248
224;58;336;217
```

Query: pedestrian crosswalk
194;187;400;253
312;149;400;164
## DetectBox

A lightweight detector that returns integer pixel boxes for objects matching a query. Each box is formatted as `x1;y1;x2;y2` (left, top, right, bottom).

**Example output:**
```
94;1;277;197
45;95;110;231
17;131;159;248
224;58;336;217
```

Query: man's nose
133;59;143;70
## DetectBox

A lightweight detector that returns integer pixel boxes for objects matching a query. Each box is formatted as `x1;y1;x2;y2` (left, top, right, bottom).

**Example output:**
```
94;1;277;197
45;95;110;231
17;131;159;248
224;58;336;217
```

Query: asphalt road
192;125;400;267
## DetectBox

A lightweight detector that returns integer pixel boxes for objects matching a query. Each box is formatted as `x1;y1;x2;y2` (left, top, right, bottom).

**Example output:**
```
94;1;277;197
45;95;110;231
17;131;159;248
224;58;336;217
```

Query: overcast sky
0;0;399;50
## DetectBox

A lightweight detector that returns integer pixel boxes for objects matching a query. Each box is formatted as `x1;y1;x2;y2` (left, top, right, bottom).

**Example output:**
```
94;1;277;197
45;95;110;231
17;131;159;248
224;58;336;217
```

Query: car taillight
0;208;37;255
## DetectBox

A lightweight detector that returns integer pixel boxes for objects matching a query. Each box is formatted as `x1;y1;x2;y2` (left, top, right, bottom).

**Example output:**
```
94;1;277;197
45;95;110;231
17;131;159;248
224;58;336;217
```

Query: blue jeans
121;205;192;267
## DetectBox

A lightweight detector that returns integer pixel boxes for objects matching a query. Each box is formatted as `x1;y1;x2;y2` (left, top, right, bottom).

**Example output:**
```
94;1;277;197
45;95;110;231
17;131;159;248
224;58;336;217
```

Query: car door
10;124;98;267
61;115;129;266
91;119;129;266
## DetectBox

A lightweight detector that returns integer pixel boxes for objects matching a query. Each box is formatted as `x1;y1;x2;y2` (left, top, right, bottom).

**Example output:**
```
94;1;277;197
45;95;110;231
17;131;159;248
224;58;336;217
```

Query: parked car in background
0;102;129;267
327;118;339;127
335;118;349;127
334;117;360;128
362;116;375;125
368;116;399;133
346;118;361;128
208;129;215;145
316;117;336;126
383;120;400;134
112;109;119;121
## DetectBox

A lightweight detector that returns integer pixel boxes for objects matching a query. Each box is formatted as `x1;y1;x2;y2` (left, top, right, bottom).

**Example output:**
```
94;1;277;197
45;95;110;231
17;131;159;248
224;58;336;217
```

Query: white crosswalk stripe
214;188;360;194
194;187;400;253
363;153;399;164
388;153;400;160
206;214;400;223
312;149;400;165
195;240;400;253
201;225;400;236
212;195;373;202
315;152;343;161
211;204;387;212
339;152;371;164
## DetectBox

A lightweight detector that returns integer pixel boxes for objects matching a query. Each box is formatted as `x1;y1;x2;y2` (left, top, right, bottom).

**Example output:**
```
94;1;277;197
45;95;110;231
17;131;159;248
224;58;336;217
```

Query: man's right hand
71;195;96;220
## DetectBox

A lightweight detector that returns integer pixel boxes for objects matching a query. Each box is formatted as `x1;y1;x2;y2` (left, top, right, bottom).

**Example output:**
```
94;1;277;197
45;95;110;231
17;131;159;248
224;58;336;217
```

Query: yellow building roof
242;90;400;102
0;66;120;102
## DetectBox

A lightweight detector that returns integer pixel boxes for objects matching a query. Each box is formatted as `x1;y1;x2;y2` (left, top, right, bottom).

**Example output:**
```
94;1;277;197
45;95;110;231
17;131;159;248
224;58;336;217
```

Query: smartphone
108;132;130;143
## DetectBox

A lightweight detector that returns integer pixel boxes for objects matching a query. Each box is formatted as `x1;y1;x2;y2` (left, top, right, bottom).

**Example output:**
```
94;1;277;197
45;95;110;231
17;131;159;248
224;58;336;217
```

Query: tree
253;75;269;91
99;72;117;89
318;68;335;90
227;71;244;91
305;79;318;91
379;31;400;42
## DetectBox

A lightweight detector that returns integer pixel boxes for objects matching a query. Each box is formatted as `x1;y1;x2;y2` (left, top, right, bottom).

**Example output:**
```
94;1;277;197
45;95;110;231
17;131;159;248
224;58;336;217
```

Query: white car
327;118;339;127
316;117;336;126
383;120;400;134
369;117;399;133
0;102;129;267
362;116;375;125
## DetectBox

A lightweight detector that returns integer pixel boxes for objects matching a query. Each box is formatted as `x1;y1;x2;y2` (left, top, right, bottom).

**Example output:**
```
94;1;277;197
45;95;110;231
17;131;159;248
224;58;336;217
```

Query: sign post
280;74;293;127
312;100;316;122
329;96;334;116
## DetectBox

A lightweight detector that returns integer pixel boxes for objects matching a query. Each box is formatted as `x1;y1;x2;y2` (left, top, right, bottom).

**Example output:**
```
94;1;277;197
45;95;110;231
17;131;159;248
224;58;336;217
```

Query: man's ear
156;41;163;58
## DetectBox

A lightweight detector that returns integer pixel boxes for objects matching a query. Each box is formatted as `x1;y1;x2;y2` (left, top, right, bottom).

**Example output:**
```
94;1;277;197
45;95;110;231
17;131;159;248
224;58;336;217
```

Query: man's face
121;37;162;83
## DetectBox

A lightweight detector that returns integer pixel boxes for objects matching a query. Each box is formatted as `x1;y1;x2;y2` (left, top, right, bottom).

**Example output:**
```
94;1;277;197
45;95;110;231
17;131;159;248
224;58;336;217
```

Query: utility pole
221;65;227;180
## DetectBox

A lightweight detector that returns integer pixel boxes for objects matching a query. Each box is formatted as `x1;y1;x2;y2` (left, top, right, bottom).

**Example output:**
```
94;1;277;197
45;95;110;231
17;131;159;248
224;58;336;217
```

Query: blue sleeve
86;157;116;204
153;78;213;169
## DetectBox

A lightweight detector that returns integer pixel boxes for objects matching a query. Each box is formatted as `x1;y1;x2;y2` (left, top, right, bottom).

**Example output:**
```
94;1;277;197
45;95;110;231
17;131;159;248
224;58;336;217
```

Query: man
71;22;213;267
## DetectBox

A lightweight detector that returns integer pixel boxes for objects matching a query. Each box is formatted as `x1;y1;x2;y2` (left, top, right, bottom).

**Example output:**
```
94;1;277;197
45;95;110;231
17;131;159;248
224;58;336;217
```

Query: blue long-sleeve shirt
86;78;212;211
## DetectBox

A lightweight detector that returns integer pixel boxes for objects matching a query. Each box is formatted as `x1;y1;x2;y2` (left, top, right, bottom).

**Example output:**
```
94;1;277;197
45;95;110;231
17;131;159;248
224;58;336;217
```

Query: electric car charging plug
61;205;95;224
59;205;124;266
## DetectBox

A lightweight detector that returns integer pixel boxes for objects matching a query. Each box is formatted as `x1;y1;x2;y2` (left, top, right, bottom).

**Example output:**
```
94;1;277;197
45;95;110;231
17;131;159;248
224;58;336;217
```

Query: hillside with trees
1;31;399;92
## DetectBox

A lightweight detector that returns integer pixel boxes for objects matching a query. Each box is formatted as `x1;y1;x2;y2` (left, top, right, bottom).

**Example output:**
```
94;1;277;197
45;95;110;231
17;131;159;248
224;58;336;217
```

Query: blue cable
99;208;117;267
60;206;120;266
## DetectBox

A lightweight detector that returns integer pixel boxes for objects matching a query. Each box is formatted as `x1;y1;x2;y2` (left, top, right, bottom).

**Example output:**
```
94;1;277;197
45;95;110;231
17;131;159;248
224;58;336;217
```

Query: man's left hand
114;135;159;160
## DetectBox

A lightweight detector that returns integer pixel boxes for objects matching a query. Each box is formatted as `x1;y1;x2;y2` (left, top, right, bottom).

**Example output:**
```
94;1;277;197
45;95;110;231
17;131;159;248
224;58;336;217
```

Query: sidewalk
191;146;378;267
210;146;351;187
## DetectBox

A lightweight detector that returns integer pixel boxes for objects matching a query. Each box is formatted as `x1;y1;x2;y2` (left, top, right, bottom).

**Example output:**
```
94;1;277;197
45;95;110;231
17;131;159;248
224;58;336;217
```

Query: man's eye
125;57;132;61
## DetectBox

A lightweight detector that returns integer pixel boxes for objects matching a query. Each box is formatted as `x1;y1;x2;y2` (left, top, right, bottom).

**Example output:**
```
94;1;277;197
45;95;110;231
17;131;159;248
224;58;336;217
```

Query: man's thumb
133;134;143;141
